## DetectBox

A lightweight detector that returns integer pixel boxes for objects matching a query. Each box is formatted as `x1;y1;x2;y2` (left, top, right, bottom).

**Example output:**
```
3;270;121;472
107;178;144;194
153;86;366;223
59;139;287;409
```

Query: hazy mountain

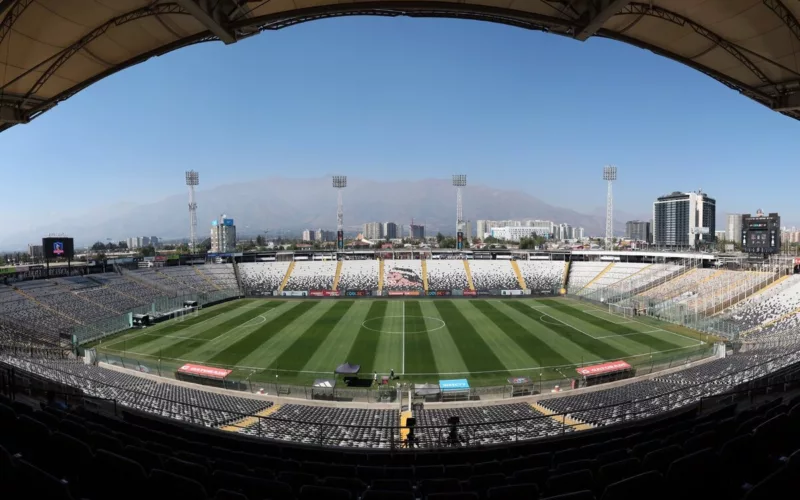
0;177;648;250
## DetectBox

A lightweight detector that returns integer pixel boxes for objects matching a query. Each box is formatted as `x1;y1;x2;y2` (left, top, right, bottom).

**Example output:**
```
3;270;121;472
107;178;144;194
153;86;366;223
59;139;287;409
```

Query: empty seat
299;484;352;500
642;446;682;473
601;471;664;500
421;478;462;496
546;470;593;497
487;483;540;500
371;479;412;492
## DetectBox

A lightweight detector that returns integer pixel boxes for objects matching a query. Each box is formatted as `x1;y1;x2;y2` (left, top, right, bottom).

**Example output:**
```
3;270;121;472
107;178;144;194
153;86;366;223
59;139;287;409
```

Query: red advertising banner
388;291;420;296
177;363;232;379
462;290;477;296
575;360;632;377
309;290;341;297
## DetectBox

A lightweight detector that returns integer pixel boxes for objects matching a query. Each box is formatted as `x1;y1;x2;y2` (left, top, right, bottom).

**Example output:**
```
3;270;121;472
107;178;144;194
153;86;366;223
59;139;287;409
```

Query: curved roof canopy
1;0;800;132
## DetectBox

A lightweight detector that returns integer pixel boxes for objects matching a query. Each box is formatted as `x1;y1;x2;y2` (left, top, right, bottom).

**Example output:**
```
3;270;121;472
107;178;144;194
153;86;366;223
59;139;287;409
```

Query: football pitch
92;297;712;387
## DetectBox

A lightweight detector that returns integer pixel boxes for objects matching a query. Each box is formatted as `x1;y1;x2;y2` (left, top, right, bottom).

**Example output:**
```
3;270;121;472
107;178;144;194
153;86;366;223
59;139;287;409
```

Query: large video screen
42;237;74;259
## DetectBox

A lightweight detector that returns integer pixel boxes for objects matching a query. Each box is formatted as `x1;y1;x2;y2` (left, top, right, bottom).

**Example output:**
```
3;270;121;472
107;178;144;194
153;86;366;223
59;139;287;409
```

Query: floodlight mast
453;175;467;249
185;170;199;254
332;176;347;251
603;166;617;251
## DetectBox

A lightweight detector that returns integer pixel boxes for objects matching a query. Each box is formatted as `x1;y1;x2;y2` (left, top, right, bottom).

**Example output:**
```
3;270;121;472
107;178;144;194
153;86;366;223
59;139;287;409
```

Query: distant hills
1;177;651;250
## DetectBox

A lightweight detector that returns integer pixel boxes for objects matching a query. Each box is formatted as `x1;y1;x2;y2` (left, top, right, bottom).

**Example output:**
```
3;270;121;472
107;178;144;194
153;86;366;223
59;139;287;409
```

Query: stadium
3;1;800;500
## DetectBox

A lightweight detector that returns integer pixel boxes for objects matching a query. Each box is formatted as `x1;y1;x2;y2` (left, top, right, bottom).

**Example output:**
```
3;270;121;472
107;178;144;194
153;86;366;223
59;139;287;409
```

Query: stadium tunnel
1;0;800;131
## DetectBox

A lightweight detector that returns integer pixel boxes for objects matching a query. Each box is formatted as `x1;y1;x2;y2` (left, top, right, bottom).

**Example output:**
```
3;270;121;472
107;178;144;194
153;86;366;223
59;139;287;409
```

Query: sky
2;16;799;241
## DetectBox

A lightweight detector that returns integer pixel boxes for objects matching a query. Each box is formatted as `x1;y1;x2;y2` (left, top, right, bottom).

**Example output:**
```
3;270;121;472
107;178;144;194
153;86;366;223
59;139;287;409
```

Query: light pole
603;166;617;251
453;175;466;250
332;176;347;251
185;170;199;254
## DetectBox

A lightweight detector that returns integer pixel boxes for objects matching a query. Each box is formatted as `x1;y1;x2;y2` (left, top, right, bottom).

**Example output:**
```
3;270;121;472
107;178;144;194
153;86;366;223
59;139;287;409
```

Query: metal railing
2;340;799;449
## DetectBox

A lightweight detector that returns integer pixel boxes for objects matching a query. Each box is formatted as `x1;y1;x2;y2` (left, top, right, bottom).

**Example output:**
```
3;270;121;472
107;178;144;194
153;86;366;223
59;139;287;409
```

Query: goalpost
608;303;636;318
175;308;199;323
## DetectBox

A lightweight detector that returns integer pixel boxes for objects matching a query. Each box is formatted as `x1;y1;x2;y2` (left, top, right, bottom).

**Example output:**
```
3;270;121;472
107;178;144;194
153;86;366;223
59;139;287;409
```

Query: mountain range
2;177;655;250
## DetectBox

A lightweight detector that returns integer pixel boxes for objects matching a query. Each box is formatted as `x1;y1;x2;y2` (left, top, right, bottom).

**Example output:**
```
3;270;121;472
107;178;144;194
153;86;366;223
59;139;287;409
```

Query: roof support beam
575;0;631;41
175;0;236;44
774;92;800;111
763;0;800;44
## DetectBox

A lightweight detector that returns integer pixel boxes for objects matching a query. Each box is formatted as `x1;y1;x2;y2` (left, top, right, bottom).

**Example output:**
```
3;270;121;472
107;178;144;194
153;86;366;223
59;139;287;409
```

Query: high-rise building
558;223;573;241
363;222;384;240
726;214;743;244
210;215;236;253
625;220;651;243
315;229;335;242
28;244;43;260
149;236;159;247
575;227;585;240
464;221;472;242
653;191;716;248
302;229;315;242
383;222;398;239
409;223;425;240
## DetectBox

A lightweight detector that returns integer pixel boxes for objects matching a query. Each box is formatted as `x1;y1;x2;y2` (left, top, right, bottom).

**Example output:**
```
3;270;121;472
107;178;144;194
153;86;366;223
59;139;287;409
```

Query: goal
608;303;636;318
175;308;199;323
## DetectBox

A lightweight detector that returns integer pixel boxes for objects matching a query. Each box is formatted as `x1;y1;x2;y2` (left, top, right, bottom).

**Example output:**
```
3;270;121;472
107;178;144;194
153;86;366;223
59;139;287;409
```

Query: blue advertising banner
439;379;470;392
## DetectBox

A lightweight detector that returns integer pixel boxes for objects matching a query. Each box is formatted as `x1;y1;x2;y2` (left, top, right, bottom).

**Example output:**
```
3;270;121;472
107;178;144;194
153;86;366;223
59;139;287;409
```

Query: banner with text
281;291;308;297
344;290;370;297
427;290;452;297
462;290;477;296
309;290;340;297
501;290;525;296
388;291;420;296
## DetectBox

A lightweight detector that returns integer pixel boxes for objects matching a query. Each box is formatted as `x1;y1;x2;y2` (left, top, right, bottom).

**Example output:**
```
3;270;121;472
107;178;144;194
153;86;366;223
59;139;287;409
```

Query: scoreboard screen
742;211;780;254
42;237;74;259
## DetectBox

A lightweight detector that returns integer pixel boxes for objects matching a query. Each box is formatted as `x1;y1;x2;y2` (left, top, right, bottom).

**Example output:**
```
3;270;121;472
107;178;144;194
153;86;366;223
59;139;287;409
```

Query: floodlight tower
185;170;199;254
603;165;617;251
332;175;347;251
452;175;467;250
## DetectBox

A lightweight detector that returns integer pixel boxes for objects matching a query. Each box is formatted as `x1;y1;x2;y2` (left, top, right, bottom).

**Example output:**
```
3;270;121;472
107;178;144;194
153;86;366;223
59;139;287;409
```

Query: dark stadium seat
371;478;413;492
90;449;149;500
149;469;208;500
541;491;595;500
214;490;249;500
299;484;352;500
545;469;594;497
600;471;664;500
595;458;641;491
361;490;414;500
421;478;462;496
665;448;719;496
322;476;367;498
426;493;480;500
486;483;540;500
641;445;682;473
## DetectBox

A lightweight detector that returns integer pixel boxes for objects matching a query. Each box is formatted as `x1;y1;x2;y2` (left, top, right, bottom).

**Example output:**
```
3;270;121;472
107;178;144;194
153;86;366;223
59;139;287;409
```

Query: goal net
175;308;199;323
608;303;636;318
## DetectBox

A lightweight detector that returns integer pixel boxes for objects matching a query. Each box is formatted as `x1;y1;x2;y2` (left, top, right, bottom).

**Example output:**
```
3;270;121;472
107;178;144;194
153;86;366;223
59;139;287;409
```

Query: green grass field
91;297;711;387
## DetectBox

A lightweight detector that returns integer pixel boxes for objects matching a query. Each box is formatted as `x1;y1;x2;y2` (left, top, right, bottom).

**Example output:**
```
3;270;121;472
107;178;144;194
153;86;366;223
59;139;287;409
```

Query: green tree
436;232;445;244
139;246;156;257
256;235;264;246
91;241;105;251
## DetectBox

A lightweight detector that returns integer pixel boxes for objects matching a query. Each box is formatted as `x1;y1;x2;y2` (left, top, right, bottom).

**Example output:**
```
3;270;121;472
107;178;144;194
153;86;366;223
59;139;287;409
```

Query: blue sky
2;16;799;238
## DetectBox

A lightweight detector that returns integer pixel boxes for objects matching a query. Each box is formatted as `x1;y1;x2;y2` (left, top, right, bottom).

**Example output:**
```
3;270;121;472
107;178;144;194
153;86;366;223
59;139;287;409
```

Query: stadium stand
240;405;397;448
578;263;649;295
415;404;570;446
239;262;291;295
383;260;425;291
283;262;338;291
2;344;800;500
588;263;684;301
516;261;564;293
468;261;520;290
336;260;380;291
566;262;611;294
426;260;471;290
640;268;717;301
199;264;240;290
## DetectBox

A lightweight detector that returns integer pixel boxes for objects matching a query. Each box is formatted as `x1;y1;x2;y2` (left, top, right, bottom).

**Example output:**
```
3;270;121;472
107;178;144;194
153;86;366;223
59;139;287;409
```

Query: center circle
361;315;446;334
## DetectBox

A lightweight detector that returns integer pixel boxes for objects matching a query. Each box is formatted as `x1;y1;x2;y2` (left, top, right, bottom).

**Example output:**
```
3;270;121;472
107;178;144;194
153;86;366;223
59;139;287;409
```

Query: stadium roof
2;0;800;132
